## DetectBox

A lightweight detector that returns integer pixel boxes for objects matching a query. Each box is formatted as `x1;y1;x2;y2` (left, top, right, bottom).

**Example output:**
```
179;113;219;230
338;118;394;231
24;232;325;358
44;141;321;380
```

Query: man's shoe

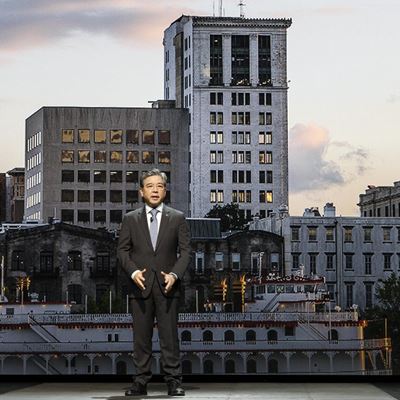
167;381;185;396
125;382;147;396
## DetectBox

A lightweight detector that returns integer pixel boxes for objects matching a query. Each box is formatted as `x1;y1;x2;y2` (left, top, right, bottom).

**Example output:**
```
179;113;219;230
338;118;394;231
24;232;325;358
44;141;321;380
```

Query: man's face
140;175;166;208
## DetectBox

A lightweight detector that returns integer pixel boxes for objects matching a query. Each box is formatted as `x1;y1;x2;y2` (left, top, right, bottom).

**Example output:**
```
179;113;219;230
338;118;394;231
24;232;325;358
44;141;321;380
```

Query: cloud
289;123;370;193
0;0;198;54
313;5;356;16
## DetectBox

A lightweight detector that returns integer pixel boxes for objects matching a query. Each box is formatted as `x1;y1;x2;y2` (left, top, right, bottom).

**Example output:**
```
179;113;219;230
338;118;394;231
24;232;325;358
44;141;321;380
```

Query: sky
0;0;399;217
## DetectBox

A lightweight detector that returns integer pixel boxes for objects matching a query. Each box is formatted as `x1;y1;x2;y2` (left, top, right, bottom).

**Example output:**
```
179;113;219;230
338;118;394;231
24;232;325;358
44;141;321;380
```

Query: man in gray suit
118;169;190;397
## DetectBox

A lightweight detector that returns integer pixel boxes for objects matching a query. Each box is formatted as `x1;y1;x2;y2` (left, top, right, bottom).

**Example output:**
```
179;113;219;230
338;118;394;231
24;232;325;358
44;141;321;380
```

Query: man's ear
139;189;143;198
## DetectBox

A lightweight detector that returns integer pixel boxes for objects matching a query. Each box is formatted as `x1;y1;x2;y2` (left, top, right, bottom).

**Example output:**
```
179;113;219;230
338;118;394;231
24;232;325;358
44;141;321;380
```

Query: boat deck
0;382;399;399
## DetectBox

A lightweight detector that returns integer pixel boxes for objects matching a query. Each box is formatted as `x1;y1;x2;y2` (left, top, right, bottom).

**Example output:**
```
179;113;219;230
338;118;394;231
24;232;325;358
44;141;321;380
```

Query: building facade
358;181;400;217
164;16;291;219
250;203;400;311
0;173;6;222
24;104;189;228
6;168;25;223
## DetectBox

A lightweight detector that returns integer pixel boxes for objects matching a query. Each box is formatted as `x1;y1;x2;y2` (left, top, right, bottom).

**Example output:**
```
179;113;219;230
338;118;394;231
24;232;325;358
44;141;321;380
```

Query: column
110;353;117;375
222;34;231;86
198;352;205;374
22;355;27;375
327;351;334;373
285;352;293;374
249;33;258;87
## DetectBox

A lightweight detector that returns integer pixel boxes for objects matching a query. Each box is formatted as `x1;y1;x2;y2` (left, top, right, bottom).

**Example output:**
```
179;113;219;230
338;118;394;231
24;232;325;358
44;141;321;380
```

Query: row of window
27;131;42;152
210;170;271;184
27;152;42;171
292;252;400;273
61;189;153;204
61;129;171;145
363;203;400;218
210;131;272;145
210;92;272;106
209;189;273;204
61;170;171;184
26;211;41;221
291;225;400;242
209;150;273;164
210;112;272;125
26;192;41;209
61;150;171;164
26;171;41;190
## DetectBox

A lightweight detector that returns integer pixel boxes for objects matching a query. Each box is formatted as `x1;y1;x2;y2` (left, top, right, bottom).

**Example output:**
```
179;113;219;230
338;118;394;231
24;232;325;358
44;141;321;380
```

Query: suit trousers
130;277;181;385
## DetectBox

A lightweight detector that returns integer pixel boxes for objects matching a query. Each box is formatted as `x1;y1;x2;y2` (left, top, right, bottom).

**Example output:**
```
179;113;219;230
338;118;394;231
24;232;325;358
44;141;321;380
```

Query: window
158;151;171;164
231;34;250;86
308;226;317;241
93;170;106;183
76;170;89;183
259;151;272;164
258;35;271;86
96;252;110;273
259;190;273;203
345;283;354;308
126;151;139;164
258;132;272;144
232;253;241;271
78;129;90;143
363;227;372;242
210;112;223;125
94;210;106;223
231;131;250;144
78;150;90;163
110;210;122;224
210;35;223;86
68;251;82;271
62;170;74;183
365;283;373;308
78;210;90;223
110;190;122;203
94;190;106;203
364;254;372;275
210;150;223;164
210;92;223;105
327;283;336;301
259;112;272;125
78;190;90;202
259;170;273;184
195;252;204;274
210;131;224;144
110;171;122;183
309;253;317;275
126;129;139;144
126;190;139;203
326;253;334;270
210;190;223;203
62;129;74;143
325;227;334;241
231;92;250;106
292;253;300;269
384;253;392;270
110;129;122;144
68;284;82;304
232;190;251;203
345;253;353;270
94;130;106;143
110;151;122;163
210;170;224;183
231;112;250;125
40;251;53;273
96;284;109;302
383;227;392;242
11;250;24;271
61;190;74;202
142;151;154;164
259;93;272;106
142;130;154;144
61;209;74;222
344;227;353;242
215;252;224;271
158;130;170;144
94;150;106;163
61;150;74;163
126;171;138;183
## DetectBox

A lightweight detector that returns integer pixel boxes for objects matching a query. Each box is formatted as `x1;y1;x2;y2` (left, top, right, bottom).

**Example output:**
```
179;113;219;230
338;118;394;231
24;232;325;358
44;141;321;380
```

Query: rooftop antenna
219;0;223;17
239;0;246;18
213;0;215;17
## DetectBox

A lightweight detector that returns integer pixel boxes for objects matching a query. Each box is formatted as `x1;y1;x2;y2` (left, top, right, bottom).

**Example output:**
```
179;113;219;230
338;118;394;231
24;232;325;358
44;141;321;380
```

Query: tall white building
164;16;292;219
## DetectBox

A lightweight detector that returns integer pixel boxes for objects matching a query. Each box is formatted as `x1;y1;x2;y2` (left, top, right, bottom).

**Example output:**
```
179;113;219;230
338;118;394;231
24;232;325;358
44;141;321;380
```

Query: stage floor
0;382;399;400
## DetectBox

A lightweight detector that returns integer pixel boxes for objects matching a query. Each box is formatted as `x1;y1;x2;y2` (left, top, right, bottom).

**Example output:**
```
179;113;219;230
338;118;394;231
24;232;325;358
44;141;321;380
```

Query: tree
204;203;249;232
364;273;400;374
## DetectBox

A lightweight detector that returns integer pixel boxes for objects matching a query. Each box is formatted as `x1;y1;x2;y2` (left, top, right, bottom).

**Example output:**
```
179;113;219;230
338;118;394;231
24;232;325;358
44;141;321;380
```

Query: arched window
225;359;235;373
224;330;235;343
182;360;192;374
203;330;213;342
204;359;214;374
247;359;257;373
181;330;191;343
328;329;339;341
267;329;278;342
67;284;82;304
246;329;256;343
268;358;278;373
116;360;127;375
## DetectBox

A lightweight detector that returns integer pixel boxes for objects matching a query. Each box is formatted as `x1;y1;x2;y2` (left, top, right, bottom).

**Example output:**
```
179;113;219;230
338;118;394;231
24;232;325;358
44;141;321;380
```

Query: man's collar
145;203;164;214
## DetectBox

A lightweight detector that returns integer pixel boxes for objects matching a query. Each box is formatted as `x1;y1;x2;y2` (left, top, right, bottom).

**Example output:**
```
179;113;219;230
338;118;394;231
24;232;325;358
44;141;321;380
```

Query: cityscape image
0;0;399;399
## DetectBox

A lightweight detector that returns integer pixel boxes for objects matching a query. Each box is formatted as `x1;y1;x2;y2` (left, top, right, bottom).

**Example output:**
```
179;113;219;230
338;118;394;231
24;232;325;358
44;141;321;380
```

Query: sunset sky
0;0;399;216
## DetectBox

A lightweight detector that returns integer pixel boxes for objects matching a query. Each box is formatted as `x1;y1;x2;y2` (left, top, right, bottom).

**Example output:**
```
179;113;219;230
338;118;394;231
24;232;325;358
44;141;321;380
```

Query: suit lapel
138;206;153;251
155;206;170;252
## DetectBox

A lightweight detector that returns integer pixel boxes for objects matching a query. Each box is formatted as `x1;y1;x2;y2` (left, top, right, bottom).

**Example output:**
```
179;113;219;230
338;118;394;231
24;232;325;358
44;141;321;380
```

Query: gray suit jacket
117;204;191;298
